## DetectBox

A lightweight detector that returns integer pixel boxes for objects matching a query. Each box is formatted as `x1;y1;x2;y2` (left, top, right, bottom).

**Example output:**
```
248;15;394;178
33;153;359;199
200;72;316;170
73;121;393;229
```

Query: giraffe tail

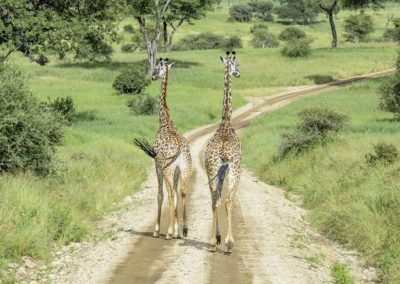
134;138;156;159
216;164;229;200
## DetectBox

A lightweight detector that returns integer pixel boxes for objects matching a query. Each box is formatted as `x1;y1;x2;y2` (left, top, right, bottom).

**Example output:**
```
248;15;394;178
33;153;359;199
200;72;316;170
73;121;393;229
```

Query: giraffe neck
159;66;171;127
221;59;232;123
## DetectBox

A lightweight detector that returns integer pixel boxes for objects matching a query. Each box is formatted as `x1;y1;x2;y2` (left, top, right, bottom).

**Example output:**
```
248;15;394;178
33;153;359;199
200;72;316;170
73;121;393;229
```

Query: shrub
123;24;135;34
297;107;348;135
127;94;157;115
48;96;75;122
281;38;312;58
366;143;399;166
113;67;150;95
279;107;348;158
274;0;319;24
250;23;269;33
378;73;400;119
383;18;400;42
251;28;279;48
343;13;374;43
224;35;243;50
331;262;354;284
121;43;136;53
279;27;306;42
229;4;253;22
0;65;63;175
173;33;225;51
249;1;274;21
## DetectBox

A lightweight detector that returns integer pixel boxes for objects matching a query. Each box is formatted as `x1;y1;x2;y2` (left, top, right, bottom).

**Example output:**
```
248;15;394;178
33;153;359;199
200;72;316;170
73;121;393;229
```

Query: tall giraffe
135;58;192;240
205;51;242;253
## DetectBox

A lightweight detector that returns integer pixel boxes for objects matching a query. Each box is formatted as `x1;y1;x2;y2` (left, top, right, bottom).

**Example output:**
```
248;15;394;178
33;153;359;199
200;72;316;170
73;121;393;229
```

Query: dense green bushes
127;95;157;115
378;73;400;119
113;67;151;95
344;13;374;42
279;107;348;158
365;143;399;166
0;65;64;175
281;38;312;57
279;27;307;41
229;4;253;22
230;1;273;22
251;25;279;48
47;96;75;122
174;33;242;51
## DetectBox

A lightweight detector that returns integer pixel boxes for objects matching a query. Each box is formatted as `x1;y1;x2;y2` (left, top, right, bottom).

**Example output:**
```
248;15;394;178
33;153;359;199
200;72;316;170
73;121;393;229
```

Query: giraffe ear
220;56;226;64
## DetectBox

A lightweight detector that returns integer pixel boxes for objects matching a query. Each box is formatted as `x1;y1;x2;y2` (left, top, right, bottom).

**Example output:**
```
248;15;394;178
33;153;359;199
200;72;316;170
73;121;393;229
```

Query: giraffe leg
209;176;220;252
154;162;163;238
163;170;175;240
216;214;221;245
180;157;192;238
225;167;240;254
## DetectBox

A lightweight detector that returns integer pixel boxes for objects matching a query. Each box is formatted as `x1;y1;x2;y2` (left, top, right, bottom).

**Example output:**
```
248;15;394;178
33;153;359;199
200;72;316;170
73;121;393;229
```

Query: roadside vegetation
1;0;400;281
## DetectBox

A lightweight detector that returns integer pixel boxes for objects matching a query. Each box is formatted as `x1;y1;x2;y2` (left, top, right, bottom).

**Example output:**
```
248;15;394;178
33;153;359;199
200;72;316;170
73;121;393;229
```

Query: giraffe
135;58;192;240
205;51;242;253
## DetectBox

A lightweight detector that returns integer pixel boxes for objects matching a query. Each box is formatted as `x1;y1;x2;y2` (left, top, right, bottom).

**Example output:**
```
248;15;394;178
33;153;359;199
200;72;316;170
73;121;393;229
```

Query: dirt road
49;69;393;284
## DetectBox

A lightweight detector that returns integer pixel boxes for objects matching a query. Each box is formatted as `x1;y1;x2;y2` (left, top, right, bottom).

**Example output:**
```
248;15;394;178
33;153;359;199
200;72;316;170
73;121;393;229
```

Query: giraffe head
220;51;240;78
152;58;174;80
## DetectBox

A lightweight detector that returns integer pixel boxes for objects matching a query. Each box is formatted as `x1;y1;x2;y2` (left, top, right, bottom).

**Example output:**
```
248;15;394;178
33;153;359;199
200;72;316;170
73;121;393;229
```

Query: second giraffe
205;51;242;253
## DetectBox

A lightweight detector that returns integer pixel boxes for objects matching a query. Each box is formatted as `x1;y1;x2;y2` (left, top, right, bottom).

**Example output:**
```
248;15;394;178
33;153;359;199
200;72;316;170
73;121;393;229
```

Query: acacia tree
341;0;385;9
128;0;212;74
319;0;339;48
0;0;122;64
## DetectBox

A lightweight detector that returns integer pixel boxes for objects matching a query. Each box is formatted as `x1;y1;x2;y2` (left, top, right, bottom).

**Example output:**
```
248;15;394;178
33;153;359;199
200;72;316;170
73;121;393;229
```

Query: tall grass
241;79;400;282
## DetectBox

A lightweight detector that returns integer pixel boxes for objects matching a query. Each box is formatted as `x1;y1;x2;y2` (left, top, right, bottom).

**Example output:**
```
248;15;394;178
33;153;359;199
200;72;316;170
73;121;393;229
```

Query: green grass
0;1;399;280
240;79;400;283
331;262;354;284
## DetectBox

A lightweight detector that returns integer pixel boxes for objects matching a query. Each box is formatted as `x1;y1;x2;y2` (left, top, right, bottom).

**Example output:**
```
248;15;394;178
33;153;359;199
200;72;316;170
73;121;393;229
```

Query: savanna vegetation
1;0;400;282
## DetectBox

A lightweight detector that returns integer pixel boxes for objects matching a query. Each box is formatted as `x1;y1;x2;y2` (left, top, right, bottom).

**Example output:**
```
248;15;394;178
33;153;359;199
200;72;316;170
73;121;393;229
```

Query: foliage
251;28;279;48
279;107;348;158
279;27;307;41
378;73;400;119
341;0;385;10
274;0;320;24
173;33;226;50
224;35;243;51
383;18;400;42
0;65;63;175
365;143;399;166
281;38;312;57
250;23;269;33
249;1;274;21
343;13;374;43
127;94;157;115
123;24;135;33
47;96;75;122
121;43;137;53
113;67;151;95
0;0;121;63
229;4;253;22
330;262;354;284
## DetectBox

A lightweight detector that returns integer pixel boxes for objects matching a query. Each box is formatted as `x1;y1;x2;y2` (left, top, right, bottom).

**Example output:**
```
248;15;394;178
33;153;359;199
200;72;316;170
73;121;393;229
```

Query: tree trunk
328;11;337;48
163;21;168;49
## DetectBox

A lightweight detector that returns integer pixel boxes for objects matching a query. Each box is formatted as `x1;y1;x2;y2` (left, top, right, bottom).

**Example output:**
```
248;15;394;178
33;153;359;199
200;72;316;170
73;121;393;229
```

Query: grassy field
240;79;400;282
0;0;399;280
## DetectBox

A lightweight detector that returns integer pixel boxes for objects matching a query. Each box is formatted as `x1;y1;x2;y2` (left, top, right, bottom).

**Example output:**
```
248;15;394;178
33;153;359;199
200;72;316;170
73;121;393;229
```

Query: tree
318;0;339;48
0;0;122;64
341;0;385;10
128;0;212;74
343;12;374;42
274;0;320;24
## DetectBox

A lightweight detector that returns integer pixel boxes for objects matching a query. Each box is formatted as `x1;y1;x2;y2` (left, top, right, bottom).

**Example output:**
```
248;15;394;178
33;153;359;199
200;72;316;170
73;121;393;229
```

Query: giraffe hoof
210;245;217;253
216;235;221;245
183;227;188;237
225;241;234;254
153;231;160;238
165;234;172;240
172;233;180;239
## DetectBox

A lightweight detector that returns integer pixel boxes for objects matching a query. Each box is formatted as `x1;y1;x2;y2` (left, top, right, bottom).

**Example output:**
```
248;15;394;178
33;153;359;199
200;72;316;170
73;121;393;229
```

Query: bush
123;24;135;34
174;33;226;51
279;27;306;42
113;67;150;95
281;38;312;58
0;65;63;175
224;35;243;50
127;94;157;115
378;73;400;119
250;23;269;33
251;28;279;48
48;96;75;122
121;43;136;53
297;107;348;135
344;13;374;43
229;4;253;22
366;143;399;166
279;107;348;158
274;0;319;24
249;1;274;21
383;18;400;42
